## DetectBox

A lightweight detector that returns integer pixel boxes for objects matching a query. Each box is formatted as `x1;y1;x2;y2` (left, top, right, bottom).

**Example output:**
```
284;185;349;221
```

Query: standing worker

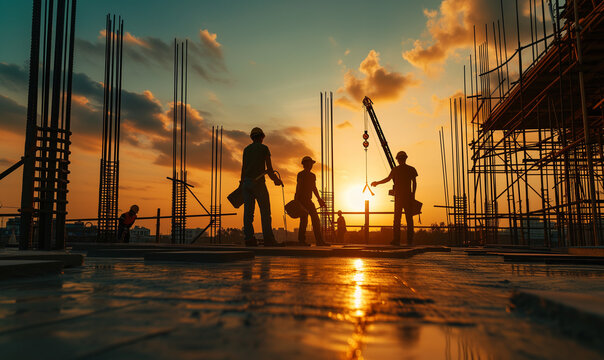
241;127;284;247
371;151;418;246
295;156;329;246
336;210;347;243
118;205;139;243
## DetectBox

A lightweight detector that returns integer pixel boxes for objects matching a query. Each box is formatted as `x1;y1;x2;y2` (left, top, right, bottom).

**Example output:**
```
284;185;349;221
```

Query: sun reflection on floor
350;258;366;317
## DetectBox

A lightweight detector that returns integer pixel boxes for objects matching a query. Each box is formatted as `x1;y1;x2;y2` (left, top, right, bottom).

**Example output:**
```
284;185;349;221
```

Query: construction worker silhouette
295;156;330;246
241;127;284;247
118;205;139;243
336;210;347;243
371;151;418;246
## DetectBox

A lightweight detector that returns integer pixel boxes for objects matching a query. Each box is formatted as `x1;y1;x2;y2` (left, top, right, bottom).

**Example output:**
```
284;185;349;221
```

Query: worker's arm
411;177;417;198
313;185;326;207
371;172;392;187
265;155;283;186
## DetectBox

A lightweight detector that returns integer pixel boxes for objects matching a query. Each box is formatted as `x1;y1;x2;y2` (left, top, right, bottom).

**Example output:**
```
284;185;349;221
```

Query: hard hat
396;151;407;159
301;156;316;164
130;205;139;213
250;127;265;138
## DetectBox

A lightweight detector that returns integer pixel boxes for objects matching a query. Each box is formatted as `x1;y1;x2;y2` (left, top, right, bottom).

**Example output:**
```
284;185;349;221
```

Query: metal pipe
573;0;600;245
19;0;42;249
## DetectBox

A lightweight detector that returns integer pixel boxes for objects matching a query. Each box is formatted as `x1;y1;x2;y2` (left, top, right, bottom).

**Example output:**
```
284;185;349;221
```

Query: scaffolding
320;92;335;243
97;14;123;243
171;39;188;244
17;0;78;250
442;0;603;247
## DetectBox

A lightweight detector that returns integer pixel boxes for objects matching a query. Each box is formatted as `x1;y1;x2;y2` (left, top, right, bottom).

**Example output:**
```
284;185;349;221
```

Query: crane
362;96;396;195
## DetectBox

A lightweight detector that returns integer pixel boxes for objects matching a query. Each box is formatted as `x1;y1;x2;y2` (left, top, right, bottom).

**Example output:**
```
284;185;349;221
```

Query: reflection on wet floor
0;252;603;359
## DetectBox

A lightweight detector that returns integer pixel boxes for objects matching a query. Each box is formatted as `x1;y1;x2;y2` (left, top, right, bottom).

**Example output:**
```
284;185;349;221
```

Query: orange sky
0;0;546;233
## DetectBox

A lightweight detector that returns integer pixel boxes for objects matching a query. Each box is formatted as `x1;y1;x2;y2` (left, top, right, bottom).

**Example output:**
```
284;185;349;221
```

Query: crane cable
362;108;374;196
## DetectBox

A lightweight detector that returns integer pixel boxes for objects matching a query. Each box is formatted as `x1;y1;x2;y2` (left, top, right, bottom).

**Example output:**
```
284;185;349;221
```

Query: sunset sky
0;0;544;232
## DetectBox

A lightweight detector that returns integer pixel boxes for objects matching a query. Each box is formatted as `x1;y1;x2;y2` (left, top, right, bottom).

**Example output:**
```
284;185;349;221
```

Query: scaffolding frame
442;0;603;247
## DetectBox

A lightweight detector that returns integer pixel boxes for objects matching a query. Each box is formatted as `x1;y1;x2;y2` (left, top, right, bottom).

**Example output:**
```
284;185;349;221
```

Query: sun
341;185;378;212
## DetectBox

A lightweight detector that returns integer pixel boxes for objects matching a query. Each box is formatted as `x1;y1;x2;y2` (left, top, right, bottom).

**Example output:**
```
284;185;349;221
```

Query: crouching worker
118;205;139;243
241;127;284;247
295;156;330;246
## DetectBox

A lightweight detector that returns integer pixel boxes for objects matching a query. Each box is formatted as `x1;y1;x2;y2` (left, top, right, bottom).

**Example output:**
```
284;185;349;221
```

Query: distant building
130;226;153;243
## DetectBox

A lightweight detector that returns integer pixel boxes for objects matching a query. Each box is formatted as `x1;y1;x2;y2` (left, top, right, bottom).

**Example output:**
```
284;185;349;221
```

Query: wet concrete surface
0;251;603;359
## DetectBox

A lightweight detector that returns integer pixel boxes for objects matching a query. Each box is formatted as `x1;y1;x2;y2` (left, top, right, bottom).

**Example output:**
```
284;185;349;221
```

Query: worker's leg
242;179;256;241
125;230;130;244
298;213;308;243
392;195;403;245
255;181;276;244
307;204;324;244
404;202;414;246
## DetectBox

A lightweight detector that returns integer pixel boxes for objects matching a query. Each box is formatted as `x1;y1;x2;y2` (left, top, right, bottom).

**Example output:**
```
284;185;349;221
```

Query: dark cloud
0;94;26;134
0;158;14;167
75;28;228;82
0;60;312;184
0;63;28;92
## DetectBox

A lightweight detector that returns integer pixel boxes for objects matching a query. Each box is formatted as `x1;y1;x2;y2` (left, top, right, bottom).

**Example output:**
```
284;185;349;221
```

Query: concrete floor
0;251;603;359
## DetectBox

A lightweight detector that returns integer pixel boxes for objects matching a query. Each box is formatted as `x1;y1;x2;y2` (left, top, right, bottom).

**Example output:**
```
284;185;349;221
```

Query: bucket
285;200;308;219
411;199;423;215
227;186;244;208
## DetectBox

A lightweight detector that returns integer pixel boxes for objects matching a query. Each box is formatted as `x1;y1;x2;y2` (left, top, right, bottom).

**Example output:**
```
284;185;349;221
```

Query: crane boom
362;96;396;169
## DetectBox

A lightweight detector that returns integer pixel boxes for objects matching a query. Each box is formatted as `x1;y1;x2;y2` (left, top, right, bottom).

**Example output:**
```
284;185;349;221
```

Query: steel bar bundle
210;126;223;243
171;39;188;244
442;0;603;247
97;14;124;243
19;0;78;250
320;92;335;242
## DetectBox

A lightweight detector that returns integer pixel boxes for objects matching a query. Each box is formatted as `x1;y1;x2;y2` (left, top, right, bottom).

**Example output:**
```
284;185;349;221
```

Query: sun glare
343;186;377;212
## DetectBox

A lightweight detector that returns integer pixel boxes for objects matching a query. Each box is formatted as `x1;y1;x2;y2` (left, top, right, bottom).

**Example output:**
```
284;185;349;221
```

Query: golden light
343;186;377;212
349;258;366;318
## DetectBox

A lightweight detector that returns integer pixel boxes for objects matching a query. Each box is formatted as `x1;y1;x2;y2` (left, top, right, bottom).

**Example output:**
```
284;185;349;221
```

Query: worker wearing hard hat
240;127;284;247
371;151;418;246
118;204;139;243
295;156;330;246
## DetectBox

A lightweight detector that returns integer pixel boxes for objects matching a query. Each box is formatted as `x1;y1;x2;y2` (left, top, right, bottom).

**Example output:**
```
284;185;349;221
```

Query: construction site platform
145;251;254;263
0;260;63;280
511;289;604;353
0;249;84;268
0;251;602;359
70;242;450;259
463;247;604;265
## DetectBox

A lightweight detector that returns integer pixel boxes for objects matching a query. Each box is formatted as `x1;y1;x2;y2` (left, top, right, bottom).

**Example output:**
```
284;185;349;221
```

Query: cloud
403;0;543;74
336;50;419;109
199;29;222;57
0;158;14;167
402;0;487;73
0;61;313;184
0;94;26;134
0;63;28;92
75;27;228;82
336;121;352;129
99;29;149;48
